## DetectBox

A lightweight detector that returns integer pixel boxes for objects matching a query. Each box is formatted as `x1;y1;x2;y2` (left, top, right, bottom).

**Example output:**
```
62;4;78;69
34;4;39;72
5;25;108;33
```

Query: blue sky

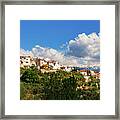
20;20;100;51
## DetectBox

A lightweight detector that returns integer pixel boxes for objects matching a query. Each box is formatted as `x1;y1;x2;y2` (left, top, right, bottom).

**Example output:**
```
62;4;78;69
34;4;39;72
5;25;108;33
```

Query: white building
64;67;72;72
90;70;95;76
20;55;31;68
53;62;61;70
20;54;67;71
80;69;88;76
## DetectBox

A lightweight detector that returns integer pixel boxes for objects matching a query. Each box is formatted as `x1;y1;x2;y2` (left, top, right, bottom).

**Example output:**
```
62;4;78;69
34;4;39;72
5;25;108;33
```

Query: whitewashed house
90;70;95;76
64;67;72;72
80;69;88;76
20;55;31;68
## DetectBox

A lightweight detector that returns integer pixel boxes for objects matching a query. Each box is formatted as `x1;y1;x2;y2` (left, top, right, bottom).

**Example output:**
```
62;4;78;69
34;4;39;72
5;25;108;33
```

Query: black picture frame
0;0;119;119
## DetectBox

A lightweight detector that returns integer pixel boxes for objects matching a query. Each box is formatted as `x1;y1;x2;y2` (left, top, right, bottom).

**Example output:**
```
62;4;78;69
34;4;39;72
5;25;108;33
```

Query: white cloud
31;46;79;66
67;32;100;63
20;48;32;56
35;45;40;48
20;32;100;66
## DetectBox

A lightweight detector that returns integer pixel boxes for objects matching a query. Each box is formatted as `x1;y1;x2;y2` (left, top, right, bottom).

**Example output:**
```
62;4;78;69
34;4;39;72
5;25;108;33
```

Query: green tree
61;76;77;100
20;69;100;100
20;66;39;83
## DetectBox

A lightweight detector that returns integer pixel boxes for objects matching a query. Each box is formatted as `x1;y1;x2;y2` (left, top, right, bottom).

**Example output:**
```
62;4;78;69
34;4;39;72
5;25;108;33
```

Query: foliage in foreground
20;66;100;100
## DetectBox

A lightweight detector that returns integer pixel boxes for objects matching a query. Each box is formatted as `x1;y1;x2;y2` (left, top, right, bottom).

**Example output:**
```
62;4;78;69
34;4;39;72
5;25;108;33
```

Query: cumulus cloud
31;45;79;66
35;45;40;48
20;48;33;56
20;32;100;66
33;46;63;60
67;32;100;63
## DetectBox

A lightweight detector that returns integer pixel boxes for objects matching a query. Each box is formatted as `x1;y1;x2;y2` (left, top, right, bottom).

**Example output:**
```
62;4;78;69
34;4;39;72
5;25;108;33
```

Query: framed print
0;0;119;119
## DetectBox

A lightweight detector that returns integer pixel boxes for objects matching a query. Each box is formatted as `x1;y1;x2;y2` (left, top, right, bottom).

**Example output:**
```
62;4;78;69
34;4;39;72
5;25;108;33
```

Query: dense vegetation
20;66;100;100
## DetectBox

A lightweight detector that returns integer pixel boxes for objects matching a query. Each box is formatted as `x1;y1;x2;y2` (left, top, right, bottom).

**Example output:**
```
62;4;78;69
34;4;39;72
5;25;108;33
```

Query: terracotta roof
80;69;88;72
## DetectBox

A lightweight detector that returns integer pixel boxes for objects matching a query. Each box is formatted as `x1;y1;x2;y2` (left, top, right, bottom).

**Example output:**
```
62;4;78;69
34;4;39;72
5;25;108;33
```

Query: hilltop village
20;53;100;81
20;53;100;100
